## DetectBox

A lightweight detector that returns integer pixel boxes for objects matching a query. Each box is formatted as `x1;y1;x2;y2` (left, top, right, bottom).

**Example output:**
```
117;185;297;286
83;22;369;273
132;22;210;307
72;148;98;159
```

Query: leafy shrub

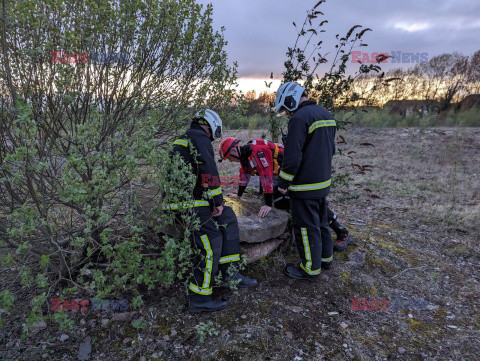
0;0;236;329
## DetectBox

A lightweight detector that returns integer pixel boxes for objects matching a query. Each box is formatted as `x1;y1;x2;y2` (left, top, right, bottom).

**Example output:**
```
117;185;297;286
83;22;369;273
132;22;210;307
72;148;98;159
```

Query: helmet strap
221;139;240;161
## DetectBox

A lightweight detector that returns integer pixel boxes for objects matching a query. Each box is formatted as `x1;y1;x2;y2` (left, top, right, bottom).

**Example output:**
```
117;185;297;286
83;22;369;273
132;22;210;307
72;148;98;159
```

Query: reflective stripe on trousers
189;234;213;295
299;227;321;276
219;254;240;264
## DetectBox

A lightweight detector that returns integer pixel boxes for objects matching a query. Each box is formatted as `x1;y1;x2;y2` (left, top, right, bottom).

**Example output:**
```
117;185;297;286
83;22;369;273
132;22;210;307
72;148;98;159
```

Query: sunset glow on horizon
235;77;282;96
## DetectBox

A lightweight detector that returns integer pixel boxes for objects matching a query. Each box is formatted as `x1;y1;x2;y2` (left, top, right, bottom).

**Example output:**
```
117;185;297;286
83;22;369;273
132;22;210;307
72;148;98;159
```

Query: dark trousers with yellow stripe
189;206;240;300
290;197;333;276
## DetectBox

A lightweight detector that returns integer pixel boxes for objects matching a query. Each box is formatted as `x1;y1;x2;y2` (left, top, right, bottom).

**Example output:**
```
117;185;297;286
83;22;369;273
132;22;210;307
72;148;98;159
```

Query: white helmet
274;81;306;113
195;108;223;140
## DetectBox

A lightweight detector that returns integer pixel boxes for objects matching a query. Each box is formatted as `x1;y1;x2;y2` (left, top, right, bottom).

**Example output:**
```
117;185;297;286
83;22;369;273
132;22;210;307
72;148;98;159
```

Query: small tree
466;51;480;94
415;53;469;109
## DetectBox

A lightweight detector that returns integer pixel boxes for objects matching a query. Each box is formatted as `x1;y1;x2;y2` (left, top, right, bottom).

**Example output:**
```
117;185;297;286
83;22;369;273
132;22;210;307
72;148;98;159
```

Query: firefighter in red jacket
218;138;283;217
167;109;257;313
218;137;352;251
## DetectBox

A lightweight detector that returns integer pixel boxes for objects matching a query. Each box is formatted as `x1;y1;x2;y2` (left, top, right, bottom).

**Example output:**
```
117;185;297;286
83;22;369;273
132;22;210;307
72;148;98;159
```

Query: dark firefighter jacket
277;100;336;199
167;123;223;210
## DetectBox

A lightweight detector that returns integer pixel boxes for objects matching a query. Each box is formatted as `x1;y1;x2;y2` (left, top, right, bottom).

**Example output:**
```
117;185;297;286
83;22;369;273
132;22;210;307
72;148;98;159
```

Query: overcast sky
198;0;480;93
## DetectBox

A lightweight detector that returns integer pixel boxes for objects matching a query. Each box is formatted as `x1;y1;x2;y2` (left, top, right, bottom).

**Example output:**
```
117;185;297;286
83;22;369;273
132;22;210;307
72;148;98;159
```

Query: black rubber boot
321;261;333;270
188;296;228;314
222;271;258;288
284;264;319;282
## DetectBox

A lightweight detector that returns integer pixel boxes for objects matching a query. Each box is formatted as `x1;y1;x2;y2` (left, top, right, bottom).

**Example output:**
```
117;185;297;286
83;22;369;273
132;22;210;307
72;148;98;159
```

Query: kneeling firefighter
218;137;352;251
166;109;257;313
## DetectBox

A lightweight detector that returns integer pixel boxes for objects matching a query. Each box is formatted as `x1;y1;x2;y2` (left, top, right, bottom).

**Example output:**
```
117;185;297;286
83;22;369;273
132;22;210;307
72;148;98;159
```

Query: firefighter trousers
326;200;336;223
188;205;240;300
326;200;345;232
276;199;338;225
290;197;333;276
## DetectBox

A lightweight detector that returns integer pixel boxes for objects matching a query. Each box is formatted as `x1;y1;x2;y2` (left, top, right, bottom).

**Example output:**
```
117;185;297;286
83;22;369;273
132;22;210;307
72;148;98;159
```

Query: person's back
248;139;284;175
275;82;336;280
279;100;336;198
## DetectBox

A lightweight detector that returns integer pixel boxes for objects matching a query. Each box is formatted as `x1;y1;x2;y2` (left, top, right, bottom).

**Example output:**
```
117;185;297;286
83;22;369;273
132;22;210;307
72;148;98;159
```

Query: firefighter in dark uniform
275;82;337;279
218;137;352;250
167;109;257;313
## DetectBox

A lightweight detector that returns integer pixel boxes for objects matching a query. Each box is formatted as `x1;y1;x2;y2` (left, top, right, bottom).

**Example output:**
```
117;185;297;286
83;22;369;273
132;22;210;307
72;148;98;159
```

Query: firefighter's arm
237;166;251;197
277;116;308;189
194;136;224;207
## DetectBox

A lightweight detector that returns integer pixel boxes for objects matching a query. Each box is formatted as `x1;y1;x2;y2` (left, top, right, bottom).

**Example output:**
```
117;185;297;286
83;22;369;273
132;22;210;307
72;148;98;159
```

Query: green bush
0;0;236;330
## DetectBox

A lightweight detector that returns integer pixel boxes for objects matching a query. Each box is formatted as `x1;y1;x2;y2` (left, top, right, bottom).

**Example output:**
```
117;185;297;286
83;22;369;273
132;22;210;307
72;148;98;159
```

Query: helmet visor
214;126;222;139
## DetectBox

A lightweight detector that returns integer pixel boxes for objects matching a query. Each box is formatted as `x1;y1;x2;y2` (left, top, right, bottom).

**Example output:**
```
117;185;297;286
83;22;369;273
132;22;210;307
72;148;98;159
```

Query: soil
1;127;479;360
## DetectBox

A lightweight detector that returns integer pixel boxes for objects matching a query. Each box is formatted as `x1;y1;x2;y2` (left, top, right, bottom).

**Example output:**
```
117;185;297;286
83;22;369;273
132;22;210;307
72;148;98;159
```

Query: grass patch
335;107;480;128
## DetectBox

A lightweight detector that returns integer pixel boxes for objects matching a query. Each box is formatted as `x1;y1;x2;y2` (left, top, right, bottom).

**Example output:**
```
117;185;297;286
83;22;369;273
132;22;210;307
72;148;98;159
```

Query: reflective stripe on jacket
277;100;336;199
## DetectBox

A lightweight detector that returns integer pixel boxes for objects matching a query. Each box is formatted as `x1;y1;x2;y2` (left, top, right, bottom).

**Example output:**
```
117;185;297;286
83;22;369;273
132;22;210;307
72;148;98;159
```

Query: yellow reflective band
219;254;240;264
164;200;210;210
301;228;312;270
321;255;333;262
189;283;212;295
288;179;331;192
300;227;321;276
207;187;222;197
308;120;337;134
279;170;294;181
300;264;321;275
173;139;188;147
200;234;213;291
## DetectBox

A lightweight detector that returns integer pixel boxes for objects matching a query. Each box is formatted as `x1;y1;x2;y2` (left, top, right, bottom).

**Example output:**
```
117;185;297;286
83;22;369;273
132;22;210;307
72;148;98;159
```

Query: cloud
393;22;431;33
199;0;479;80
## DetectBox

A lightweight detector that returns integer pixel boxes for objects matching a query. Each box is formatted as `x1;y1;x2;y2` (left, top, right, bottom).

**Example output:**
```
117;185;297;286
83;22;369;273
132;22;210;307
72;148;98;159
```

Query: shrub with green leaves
0;0;236;327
